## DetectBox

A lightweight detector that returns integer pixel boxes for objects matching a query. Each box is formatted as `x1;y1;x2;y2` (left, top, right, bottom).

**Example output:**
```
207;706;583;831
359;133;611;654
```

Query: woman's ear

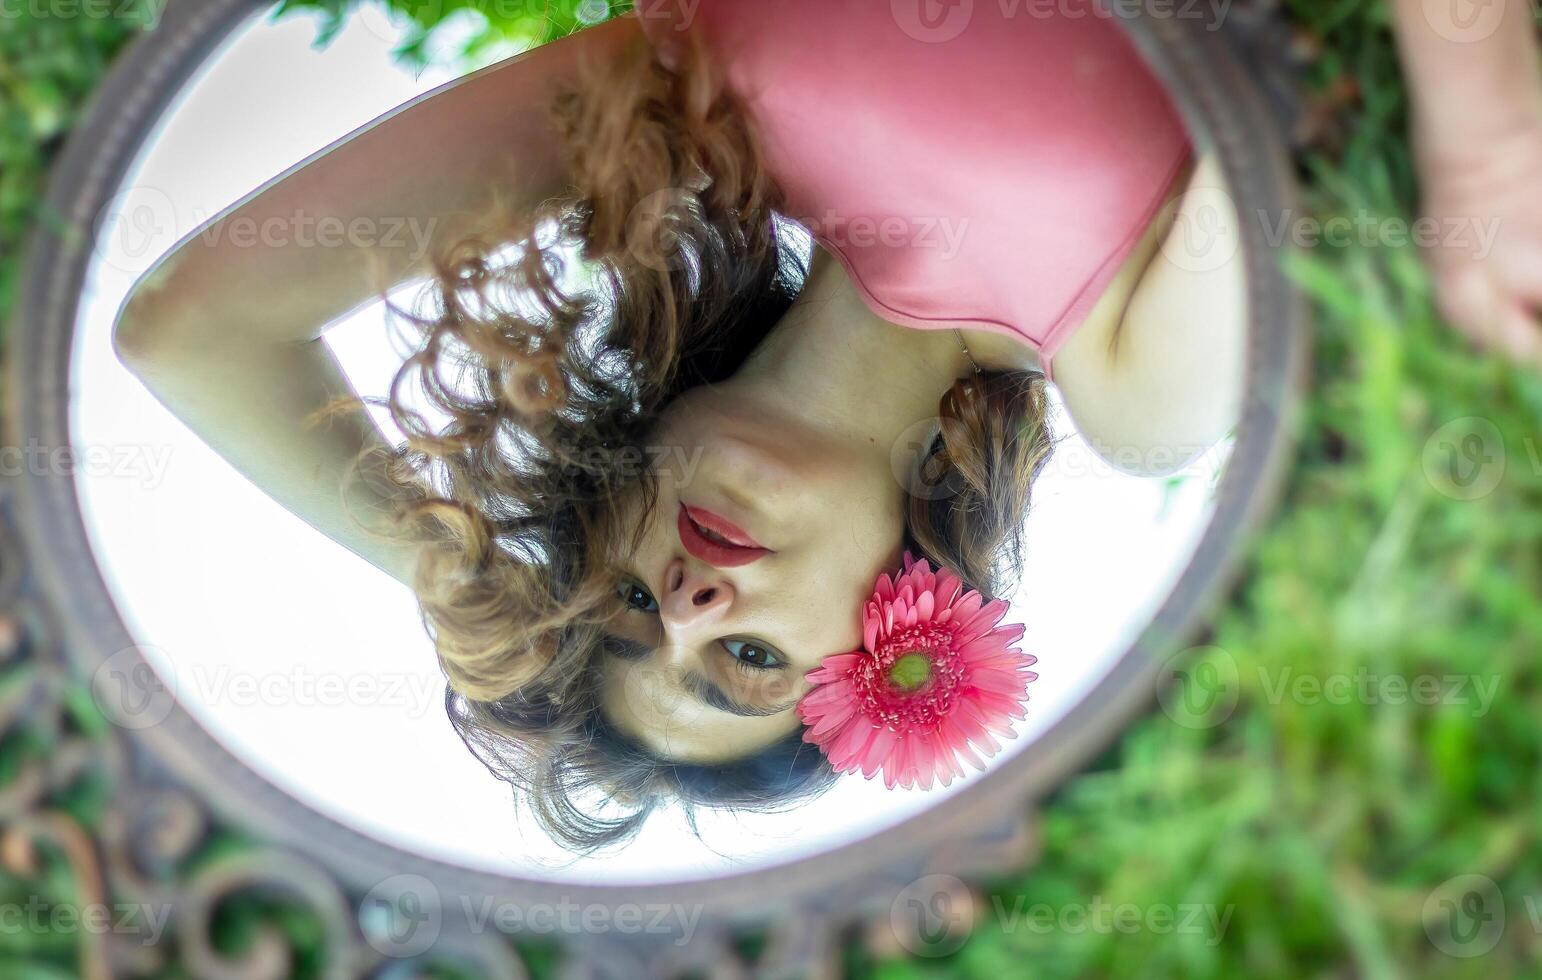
905;371;1053;599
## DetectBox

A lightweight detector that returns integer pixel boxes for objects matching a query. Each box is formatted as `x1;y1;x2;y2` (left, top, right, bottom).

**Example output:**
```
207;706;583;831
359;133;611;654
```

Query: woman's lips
676;504;771;567
682;504;765;548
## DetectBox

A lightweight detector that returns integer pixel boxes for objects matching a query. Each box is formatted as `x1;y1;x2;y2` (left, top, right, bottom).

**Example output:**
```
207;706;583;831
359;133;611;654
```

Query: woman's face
598;380;907;763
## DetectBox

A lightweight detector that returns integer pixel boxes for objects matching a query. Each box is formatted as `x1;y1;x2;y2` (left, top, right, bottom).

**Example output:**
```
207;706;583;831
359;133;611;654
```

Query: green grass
912;6;1542;978
3;1;1541;977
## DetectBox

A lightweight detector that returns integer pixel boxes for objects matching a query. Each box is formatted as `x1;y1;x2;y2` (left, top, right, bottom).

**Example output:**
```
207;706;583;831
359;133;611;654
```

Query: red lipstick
676;504;771;567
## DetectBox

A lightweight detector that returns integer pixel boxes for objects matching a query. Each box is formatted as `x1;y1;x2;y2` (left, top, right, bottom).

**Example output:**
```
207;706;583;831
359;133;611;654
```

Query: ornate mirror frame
2;1;1307;975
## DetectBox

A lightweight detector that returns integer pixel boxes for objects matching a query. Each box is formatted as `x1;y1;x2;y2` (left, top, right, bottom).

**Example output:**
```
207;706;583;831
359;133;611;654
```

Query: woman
113;2;1246;850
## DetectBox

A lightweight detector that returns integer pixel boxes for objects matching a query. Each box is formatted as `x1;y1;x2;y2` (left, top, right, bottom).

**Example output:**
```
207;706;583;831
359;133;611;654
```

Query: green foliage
0;2;147;316
270;0;629;66
3;1;1541;977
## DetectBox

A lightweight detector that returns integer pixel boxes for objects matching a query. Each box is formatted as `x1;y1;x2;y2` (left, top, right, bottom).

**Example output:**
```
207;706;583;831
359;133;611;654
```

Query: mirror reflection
73;0;1245;880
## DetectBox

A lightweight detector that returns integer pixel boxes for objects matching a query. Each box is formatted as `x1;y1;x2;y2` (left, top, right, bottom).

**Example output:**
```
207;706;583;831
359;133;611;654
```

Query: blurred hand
1418;120;1542;367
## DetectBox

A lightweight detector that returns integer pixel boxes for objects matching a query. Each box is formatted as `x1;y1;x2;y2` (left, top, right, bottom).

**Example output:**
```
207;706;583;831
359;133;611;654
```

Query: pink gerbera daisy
796;554;1038;790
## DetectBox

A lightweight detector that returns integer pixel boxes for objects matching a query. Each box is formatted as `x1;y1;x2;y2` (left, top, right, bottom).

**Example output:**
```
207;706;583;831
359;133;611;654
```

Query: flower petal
861;727;897;779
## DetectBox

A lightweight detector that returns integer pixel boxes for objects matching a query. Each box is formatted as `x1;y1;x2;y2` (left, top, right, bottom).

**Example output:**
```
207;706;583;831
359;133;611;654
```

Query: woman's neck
722;248;975;457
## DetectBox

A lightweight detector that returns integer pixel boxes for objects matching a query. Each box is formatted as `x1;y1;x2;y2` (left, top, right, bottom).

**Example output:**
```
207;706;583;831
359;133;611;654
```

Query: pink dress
636;0;1191;379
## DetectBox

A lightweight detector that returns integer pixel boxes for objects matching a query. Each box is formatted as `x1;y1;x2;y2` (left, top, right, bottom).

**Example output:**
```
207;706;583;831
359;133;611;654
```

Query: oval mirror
8;0;1304;968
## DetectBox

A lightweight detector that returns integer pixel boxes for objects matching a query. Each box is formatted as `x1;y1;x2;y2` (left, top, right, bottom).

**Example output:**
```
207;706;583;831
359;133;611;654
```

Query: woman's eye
723;639;783;670
616;580;658;613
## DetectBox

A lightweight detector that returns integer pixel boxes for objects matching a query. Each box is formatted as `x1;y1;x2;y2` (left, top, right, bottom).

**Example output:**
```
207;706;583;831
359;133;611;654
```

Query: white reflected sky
70;8;1228;882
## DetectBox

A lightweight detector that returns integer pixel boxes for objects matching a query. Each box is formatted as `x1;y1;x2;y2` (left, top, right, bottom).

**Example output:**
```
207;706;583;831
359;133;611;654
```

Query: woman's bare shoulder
1051;153;1246;476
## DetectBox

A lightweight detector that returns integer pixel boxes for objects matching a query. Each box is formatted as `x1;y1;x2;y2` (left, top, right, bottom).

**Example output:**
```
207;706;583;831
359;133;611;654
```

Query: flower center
853;623;966;735
888;652;932;692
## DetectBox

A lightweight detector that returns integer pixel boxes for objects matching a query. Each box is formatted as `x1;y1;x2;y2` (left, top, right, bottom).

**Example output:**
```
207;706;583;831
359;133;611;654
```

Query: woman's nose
658;557;735;631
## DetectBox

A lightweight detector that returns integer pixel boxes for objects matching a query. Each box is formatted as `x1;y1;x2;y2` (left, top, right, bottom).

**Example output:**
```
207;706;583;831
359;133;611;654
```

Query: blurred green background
3;1;1541;977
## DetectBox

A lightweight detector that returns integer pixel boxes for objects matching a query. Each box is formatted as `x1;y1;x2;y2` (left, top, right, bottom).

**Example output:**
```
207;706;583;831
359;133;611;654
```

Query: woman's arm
1052;153;1246;477
114;16;642;585
1058;4;1542;468
1389;0;1542;364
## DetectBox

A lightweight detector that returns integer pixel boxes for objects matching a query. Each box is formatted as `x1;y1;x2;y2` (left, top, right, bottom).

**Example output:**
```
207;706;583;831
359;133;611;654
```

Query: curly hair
376;32;1054;852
